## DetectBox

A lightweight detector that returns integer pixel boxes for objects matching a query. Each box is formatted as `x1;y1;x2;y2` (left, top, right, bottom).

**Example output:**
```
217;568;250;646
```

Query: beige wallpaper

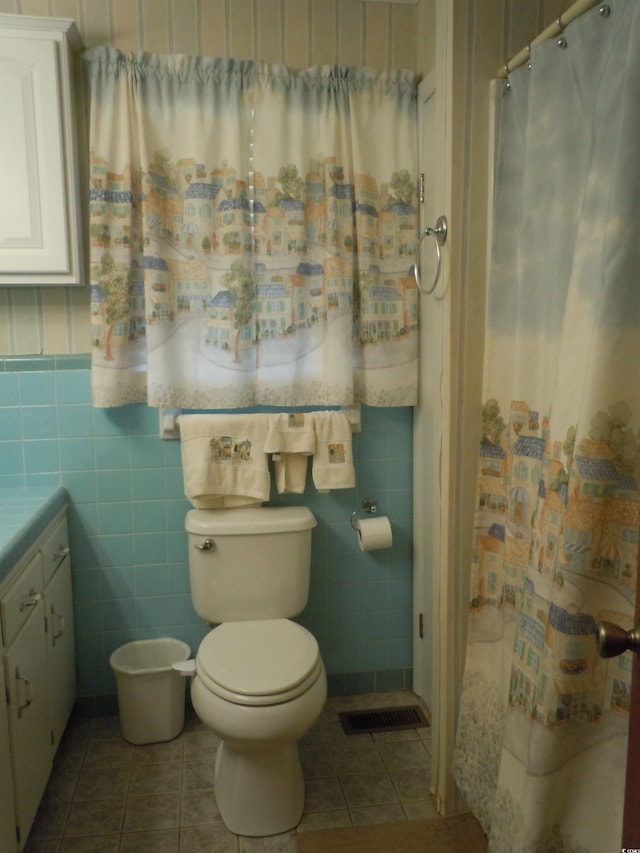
0;0;433;356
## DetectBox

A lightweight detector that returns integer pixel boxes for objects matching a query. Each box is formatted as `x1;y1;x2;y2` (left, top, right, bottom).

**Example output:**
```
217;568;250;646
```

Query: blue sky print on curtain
86;51;418;409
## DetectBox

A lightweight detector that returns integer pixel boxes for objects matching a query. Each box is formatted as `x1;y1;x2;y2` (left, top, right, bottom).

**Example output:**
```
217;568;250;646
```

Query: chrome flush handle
194;539;215;551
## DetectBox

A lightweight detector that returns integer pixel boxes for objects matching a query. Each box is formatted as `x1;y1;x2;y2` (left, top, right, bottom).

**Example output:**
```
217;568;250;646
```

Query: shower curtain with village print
85;50;418;409
454;3;640;851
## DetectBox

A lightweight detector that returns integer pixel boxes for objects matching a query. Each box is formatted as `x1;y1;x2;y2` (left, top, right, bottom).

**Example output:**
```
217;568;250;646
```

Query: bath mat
297;813;488;853
339;705;429;735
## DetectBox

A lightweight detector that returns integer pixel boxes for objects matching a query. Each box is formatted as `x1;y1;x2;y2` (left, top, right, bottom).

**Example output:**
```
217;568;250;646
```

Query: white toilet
185;505;327;837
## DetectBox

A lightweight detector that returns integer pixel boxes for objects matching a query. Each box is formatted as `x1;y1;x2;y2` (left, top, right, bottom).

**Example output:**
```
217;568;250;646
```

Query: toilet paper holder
350;498;378;530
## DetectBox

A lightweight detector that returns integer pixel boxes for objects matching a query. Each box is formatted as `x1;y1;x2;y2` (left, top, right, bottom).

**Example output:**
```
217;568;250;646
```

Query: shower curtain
454;2;640;851
85;50;418;409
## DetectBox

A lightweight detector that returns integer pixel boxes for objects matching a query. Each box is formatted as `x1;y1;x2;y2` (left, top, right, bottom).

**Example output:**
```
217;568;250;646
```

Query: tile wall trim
0;354;92;372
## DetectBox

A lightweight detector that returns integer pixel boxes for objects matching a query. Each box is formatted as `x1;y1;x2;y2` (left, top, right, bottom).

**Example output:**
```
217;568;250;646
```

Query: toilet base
215;740;305;836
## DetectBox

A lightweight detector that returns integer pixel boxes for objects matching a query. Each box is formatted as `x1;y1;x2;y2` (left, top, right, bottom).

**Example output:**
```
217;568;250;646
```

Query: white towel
311;411;356;491
178;414;270;508
265;413;315;494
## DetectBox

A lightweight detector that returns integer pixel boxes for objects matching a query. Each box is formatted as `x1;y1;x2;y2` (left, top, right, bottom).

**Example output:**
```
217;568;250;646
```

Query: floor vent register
339;705;429;735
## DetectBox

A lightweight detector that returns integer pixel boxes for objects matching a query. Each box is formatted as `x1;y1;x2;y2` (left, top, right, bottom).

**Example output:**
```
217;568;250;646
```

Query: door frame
413;0;460;817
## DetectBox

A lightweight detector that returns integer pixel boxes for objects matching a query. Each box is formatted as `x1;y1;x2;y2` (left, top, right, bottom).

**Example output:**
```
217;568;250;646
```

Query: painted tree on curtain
454;3;640;851
85;51;419;409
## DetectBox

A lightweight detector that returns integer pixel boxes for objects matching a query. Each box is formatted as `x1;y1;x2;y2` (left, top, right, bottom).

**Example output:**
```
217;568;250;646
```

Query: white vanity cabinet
1;508;75;851
0;14;85;286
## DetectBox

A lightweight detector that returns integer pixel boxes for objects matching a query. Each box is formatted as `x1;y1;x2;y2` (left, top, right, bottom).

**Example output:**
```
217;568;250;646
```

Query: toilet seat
196;619;322;706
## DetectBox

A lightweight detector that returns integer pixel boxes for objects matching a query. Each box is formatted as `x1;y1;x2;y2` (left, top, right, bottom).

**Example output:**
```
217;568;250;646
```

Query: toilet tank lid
185;506;317;535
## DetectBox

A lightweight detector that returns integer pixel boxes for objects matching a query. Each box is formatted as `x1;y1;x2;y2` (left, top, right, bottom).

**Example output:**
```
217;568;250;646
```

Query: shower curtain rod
496;0;602;78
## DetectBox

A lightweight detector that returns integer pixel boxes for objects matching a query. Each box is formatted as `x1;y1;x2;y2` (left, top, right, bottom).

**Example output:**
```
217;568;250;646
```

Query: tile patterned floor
25;690;438;852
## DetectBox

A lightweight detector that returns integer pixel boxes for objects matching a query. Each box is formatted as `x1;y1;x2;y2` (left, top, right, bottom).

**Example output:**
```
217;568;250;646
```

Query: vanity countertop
0;486;69;588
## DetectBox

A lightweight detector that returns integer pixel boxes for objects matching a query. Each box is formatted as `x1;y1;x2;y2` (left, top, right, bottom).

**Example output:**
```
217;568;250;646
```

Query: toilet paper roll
356;516;393;552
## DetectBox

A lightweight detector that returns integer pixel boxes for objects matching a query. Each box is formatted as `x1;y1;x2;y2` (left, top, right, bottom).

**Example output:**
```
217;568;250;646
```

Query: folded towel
265;413;315;494
264;412;316;454
178;414;270;508
273;453;309;494
311;411;356;491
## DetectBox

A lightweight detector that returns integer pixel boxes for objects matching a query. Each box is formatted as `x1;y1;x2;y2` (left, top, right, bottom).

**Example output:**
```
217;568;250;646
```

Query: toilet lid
197;619;320;702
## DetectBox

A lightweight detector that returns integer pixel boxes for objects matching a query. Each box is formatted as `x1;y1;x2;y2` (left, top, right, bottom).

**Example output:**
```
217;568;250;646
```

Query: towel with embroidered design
311;411;356;491
178;414;270;508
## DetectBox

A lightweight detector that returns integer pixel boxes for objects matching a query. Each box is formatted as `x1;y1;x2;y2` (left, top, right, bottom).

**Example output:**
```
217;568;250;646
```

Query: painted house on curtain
88;150;418;359
471;400;639;728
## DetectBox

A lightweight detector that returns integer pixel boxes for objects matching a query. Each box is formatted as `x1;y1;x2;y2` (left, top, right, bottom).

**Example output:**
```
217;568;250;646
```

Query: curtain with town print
454;3;640;851
85;49;418;408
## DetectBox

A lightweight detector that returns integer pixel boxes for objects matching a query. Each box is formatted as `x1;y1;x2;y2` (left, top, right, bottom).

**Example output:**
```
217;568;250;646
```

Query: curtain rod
496;0;603;78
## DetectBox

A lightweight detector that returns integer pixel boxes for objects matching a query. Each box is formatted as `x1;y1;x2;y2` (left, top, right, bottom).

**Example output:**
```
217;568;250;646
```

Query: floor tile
340;771;399;807
123;793;180;832
133;738;185;765
303;776;347;812
129;761;182;796
59;836;120;852
349;803;406;825
183;758;217;790
73;765;130;803
64;799;125;837
179;823;238;852
181;788;223;826
26;690;443;851
119;828;179;852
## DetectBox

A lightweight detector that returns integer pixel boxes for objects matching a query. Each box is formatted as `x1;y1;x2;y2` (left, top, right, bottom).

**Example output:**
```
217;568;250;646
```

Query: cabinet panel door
45;557;75;751
0;667;18;853
4;601;52;848
0;35;70;275
1;552;44;648
41;516;70;587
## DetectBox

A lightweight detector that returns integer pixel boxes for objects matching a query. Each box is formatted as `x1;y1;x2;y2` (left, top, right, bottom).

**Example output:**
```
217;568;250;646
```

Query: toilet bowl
190;619;326;837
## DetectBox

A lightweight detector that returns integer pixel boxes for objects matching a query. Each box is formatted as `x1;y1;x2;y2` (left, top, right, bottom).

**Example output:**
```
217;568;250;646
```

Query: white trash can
109;638;191;744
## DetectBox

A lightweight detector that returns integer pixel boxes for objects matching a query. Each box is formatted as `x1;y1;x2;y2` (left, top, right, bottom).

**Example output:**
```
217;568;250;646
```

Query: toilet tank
185;506;317;623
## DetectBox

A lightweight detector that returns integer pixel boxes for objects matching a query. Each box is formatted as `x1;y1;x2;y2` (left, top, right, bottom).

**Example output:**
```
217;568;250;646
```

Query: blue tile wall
0;356;414;710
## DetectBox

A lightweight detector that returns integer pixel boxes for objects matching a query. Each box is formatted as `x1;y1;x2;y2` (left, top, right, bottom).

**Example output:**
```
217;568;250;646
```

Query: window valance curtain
85;49;419;409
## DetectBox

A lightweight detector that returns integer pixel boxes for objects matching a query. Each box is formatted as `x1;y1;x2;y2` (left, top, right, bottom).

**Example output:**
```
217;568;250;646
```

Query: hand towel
311;411;356;491
178;414;270;508
265;413;315;494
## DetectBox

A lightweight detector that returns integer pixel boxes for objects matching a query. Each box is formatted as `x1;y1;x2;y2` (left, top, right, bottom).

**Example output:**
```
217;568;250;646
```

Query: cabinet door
45;557;75;751
4;601;52;849
0;667;18;853
0;35;71;278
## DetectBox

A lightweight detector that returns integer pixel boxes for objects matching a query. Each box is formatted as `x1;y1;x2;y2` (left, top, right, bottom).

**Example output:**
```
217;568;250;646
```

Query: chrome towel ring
414;215;448;295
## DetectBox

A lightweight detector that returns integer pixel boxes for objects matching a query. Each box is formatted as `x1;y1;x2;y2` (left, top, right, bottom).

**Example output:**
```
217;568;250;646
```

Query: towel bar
159;404;362;440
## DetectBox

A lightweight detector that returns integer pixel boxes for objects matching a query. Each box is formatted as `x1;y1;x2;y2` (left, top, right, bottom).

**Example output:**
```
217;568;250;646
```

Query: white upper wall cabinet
0;15;85;286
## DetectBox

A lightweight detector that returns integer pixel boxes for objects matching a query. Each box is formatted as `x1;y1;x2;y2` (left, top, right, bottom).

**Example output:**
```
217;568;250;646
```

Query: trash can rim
109;637;191;675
